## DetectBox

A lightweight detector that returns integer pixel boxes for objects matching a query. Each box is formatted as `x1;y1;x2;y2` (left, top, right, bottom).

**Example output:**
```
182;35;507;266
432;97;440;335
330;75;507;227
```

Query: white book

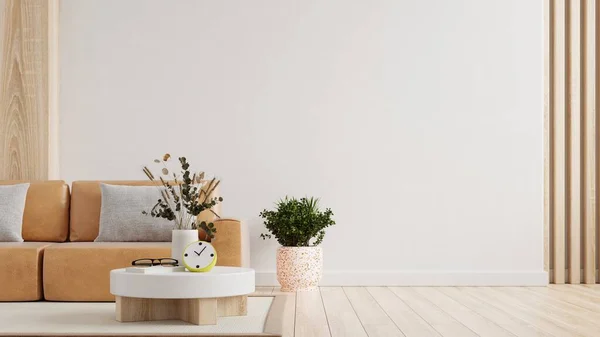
125;266;187;274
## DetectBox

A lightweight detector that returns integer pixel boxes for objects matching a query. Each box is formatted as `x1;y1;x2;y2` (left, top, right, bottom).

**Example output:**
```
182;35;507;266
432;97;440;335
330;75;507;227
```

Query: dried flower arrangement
142;153;223;239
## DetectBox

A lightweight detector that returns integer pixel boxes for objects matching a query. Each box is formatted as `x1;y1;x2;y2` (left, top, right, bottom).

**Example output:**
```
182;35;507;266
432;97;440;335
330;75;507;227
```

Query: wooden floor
254;285;600;337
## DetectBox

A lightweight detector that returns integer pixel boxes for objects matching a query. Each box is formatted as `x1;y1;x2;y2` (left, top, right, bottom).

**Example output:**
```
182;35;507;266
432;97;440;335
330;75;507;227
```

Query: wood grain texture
493;287;600;336
552;0;567;285
567;0;582;284
439;287;553;337
544;0;552;280
582;0;597;284
12;288;600;336
367;287;440;337
320;287;368;337
546;0;600;284
343;287;403;337
413;287;514;337
115;296;250;326
0;0;57;180
47;0;58;179
463;287;587;337
182;297;218;325
390;287;478;337
217;295;248;317
294;290;330;337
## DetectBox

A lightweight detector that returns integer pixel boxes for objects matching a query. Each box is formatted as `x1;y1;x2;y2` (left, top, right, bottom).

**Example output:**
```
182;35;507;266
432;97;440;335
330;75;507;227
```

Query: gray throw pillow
0;183;30;242
95;184;173;242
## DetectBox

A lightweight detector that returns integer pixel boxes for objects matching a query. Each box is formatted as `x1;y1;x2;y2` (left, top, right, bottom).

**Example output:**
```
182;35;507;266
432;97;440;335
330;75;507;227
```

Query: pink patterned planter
276;246;323;292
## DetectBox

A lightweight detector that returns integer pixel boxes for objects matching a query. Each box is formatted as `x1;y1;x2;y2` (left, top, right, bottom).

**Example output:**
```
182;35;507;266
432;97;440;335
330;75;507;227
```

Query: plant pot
276;246;323;292
171;229;199;264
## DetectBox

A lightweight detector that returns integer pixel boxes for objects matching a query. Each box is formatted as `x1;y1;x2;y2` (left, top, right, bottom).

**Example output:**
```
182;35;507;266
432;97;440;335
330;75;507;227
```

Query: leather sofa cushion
0;181;69;242
70;181;221;242
43;242;171;301
0;242;52;301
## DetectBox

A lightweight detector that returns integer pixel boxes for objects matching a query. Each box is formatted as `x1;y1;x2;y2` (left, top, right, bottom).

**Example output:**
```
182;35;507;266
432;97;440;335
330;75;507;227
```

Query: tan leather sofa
1;181;243;302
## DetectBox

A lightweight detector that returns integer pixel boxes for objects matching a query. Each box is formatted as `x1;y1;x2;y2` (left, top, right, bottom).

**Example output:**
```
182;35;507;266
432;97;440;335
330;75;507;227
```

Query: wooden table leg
116;296;179;322
217;295;248;317
179;298;218;325
115;296;245;325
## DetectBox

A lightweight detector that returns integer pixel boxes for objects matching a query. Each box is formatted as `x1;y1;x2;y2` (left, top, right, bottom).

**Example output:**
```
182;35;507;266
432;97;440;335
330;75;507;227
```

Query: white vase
276;246;323;292
171;229;199;264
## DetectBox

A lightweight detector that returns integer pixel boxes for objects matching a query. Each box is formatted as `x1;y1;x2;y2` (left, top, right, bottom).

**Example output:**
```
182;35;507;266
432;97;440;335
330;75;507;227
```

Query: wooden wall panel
0;0;58;180
568;0;582;284
552;0;567;284
544;0;552;279
582;0;596;284
547;0;599;284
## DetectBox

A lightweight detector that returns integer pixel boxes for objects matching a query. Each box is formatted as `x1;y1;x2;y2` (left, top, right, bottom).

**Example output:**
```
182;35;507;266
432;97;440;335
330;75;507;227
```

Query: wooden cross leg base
115;295;247;325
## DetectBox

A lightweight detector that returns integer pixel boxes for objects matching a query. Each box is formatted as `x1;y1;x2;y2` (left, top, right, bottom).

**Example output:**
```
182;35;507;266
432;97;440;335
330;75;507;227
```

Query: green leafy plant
141;153;223;240
260;197;335;247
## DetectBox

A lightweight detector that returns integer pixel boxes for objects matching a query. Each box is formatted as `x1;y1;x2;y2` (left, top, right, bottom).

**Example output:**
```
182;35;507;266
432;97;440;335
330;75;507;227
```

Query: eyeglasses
132;258;178;267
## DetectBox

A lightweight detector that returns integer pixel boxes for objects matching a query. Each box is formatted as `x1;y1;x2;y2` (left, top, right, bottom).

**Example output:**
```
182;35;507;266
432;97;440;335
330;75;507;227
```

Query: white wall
59;0;546;285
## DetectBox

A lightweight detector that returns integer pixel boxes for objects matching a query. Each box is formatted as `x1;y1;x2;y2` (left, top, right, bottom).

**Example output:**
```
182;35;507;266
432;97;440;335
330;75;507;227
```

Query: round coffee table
110;266;255;325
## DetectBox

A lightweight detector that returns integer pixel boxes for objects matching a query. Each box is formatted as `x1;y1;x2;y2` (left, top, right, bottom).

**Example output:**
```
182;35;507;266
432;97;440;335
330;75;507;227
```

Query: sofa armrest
211;218;248;267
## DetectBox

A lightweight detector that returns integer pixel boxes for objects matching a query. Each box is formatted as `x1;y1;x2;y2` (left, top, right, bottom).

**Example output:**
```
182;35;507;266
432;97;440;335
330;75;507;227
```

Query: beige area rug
0;296;289;336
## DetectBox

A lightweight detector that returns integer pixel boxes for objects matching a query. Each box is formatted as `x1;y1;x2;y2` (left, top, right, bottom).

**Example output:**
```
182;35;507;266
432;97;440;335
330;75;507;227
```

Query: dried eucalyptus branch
141;154;223;238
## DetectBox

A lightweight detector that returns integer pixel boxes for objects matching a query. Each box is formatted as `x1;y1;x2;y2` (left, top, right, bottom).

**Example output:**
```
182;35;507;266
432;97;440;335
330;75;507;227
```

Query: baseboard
255;270;549;286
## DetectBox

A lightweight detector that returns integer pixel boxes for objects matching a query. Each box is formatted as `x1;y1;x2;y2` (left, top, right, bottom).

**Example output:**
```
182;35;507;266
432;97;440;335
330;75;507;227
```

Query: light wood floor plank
528;286;600;312
282;293;296;337
320;287;368;337
414;288;516;337
498;287;600;329
367;287;441;337
295;290;331;337
439;287;553;337
462;287;587;337
255;287;600;336
343;287;405;337
580;285;600;293
551;285;600;300
485;287;598;337
390;287;478;337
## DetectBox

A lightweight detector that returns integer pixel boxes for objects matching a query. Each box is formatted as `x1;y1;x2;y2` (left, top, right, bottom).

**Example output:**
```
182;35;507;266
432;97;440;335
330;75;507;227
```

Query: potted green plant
260;197;335;291
142;154;223;263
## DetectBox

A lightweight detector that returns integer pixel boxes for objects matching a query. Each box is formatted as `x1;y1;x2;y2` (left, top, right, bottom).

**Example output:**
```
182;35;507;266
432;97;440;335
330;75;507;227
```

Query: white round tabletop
110;266;255;299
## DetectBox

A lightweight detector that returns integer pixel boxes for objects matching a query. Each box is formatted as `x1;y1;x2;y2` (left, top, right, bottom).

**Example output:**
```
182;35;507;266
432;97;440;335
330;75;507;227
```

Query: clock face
182;241;217;272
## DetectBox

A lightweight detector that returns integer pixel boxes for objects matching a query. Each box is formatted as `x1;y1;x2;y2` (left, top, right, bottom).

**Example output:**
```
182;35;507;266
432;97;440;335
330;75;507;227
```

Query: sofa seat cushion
0;242;52;301
43;242;170;301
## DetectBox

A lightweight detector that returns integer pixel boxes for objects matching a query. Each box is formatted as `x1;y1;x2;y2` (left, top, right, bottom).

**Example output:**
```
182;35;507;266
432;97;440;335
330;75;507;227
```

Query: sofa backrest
69;181;221;242
0;181;70;242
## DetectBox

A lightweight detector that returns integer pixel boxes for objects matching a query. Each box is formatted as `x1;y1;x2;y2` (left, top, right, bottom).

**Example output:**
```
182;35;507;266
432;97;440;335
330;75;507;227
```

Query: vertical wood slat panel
583;0;597;284
552;0;567;284
568;0;582;284
544;0;552;279
0;0;56;180
548;0;598;284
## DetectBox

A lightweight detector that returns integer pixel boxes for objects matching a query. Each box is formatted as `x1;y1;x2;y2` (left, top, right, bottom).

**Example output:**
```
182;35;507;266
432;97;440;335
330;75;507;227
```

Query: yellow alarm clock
182;241;217;272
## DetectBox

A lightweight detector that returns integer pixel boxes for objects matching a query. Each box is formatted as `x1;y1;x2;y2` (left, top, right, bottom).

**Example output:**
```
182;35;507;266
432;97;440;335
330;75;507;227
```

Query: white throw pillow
0;183;30;242
95;184;173;242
